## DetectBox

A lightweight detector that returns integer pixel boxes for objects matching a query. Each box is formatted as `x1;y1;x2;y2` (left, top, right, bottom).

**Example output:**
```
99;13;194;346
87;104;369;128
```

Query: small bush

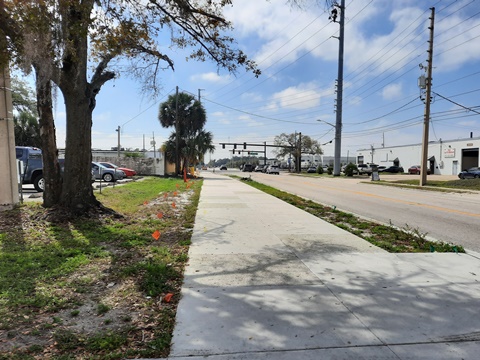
317;166;324;174
343;163;358;177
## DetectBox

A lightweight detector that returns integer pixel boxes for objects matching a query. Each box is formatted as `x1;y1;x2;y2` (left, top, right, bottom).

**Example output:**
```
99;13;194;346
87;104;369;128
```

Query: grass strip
0;177;202;359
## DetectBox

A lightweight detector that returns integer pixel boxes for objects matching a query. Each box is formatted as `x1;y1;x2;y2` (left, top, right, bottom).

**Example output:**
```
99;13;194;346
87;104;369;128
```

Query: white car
266;165;280;175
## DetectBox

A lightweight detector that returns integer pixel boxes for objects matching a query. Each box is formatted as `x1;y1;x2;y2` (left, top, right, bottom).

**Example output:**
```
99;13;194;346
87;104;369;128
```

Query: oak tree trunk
56;2;100;214
36;72;62;207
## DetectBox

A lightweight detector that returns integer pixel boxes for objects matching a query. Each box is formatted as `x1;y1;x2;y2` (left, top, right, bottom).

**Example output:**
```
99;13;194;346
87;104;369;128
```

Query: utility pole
420;7;435;186
198;88;204;103
297;132;302;173
152;132;156;175
175;86;179;175
333;0;345;177
0;61;18;210
115;126;120;158
152;132;156;159
264;141;267;165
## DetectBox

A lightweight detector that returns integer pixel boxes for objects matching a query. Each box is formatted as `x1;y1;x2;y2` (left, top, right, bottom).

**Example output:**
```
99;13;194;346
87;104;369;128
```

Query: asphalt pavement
162;171;480;360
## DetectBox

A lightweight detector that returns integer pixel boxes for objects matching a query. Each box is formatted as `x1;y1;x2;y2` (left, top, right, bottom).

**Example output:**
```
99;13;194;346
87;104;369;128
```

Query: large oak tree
273;132;323;171
0;0;259;215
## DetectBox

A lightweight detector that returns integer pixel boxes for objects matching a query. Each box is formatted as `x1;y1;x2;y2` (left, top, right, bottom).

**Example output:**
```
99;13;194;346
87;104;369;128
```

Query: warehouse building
356;135;480;175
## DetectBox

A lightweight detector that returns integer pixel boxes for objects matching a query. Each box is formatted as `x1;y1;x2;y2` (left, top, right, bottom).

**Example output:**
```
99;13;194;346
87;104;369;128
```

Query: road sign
249;152;258;155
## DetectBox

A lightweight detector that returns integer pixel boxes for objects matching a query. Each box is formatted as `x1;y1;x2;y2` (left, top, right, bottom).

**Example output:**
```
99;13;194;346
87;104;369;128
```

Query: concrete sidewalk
166;172;480;359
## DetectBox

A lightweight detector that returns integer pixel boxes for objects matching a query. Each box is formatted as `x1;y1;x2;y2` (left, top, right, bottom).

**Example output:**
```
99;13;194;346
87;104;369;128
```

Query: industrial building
356;135;480;175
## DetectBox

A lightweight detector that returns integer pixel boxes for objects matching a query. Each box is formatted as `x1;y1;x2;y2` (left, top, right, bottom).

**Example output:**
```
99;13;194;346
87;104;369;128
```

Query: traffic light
248;151;250;155
234;144;237;149
222;144;225;149
243;142;246;149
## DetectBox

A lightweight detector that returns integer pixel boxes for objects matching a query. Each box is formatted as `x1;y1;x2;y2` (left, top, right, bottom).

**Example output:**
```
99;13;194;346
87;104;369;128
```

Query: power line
432;91;480;115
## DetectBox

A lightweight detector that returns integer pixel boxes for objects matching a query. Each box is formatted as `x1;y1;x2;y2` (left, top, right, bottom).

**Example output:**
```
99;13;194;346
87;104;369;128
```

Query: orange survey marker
152;230;161;240
157;212;164;219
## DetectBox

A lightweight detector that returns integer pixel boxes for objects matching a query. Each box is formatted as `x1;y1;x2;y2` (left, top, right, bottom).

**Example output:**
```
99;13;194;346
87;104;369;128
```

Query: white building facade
356;136;480;175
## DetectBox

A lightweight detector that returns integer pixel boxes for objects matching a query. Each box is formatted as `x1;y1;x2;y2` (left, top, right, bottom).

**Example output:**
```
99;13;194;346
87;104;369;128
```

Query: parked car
254;165;265;172
92;162;125;182
458;167;480;179
266;165;280;174
408;165;431;175
242;164;254;172
219;165;227;170
307;166;317;173
99;162;137;177
379;166;404;173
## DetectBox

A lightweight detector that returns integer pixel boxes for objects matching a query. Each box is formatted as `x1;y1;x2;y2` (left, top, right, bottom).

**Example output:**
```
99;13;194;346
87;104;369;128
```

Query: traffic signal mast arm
220;142;294;150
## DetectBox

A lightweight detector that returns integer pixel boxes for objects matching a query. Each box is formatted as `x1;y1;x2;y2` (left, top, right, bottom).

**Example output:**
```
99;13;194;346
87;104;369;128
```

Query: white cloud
241;92;263;102
190;72;231;83
270;82;324;110
382;83;402;100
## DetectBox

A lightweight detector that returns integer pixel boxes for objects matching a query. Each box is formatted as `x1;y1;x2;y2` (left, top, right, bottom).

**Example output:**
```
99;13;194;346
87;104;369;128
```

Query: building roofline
357;136;480;152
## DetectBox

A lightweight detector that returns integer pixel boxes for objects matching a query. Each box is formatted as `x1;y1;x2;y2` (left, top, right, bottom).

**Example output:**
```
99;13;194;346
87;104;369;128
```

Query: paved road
221;170;480;253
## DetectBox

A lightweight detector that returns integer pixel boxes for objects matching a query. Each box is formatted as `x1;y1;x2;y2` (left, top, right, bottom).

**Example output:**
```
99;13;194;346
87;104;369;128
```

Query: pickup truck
357;163;378;175
16;146;96;192
16;146;45;192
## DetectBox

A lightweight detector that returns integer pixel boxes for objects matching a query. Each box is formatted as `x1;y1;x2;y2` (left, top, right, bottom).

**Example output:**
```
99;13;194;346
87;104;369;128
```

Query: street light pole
115;126;120;158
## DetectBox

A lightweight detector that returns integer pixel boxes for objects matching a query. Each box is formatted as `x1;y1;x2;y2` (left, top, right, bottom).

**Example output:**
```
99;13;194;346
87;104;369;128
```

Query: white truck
357;163;378;175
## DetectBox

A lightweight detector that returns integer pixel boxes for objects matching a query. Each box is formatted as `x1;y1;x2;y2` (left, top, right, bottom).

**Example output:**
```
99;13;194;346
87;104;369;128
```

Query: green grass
390;178;480;191
0;177;202;358
236;177;464;253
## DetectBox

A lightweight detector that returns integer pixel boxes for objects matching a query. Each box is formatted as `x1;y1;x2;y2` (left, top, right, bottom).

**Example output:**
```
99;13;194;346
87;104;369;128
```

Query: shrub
317;166;324;174
343;163;358;177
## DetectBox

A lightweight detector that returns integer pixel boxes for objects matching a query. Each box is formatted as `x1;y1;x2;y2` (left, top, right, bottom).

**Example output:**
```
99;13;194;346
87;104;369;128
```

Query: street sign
249;152;258;155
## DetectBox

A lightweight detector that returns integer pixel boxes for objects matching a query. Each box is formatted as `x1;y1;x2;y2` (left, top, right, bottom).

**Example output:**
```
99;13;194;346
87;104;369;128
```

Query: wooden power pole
420;7;435;186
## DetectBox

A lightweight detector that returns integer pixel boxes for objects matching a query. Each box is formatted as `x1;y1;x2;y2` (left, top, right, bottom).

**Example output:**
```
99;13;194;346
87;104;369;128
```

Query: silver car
92;162;125;182
266;165;280;175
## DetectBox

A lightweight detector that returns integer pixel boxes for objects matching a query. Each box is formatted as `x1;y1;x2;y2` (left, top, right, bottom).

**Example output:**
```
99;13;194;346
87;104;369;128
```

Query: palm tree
158;92;211;174
192;130;215;165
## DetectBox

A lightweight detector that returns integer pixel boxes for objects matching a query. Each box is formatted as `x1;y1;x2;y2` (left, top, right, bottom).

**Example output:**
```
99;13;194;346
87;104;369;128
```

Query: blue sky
51;0;480;162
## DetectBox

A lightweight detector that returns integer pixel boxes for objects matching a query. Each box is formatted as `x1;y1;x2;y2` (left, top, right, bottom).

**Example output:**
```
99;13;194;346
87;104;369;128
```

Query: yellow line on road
297;179;480;218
